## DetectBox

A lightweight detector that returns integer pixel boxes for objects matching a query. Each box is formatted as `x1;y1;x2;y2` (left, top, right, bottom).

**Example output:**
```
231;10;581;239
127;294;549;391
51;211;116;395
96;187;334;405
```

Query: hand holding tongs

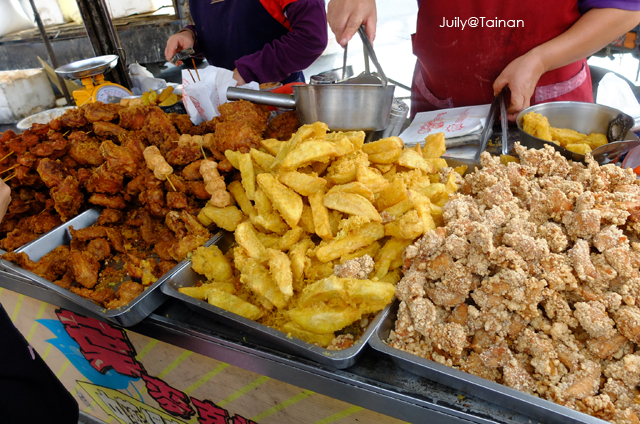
475;90;509;160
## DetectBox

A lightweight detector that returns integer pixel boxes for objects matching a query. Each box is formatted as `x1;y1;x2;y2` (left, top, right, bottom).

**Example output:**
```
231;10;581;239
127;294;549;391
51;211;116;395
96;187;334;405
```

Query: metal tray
369;300;607;424
161;231;390;369
0;208;184;327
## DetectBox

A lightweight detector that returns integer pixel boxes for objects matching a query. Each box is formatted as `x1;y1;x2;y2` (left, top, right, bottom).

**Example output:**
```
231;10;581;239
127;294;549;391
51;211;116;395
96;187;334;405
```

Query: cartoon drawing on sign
39;309;258;424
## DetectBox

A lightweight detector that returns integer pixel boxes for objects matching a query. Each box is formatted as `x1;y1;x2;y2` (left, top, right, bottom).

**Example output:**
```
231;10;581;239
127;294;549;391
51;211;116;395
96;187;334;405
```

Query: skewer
200;146;207;159
187;68;196;83
192;58;200;81
85;131;93;136
166;174;177;192
0;151;14;162
0;164;20;175
3;172;17;182
63;130;70;136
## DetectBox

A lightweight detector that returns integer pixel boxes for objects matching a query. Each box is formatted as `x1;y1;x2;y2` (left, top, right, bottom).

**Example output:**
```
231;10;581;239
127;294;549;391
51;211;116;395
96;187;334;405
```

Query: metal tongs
170;47;195;65
339;26;389;86
475;90;509;160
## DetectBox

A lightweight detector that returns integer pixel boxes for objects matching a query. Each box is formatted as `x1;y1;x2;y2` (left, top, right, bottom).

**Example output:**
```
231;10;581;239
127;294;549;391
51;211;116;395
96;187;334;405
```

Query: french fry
178;285;212;300
225;150;241;169
257;227;304;251
250;210;289;235
200;204;244;231
281;140;338;171
241;258;288;309
376;179;408;211
227;180;254;216
272;122;328;171
309;189;333;240
422;132;446;158
315;222;384;262
298;275;356;307
250;148;276;170
278;171;327;196
260;138;283;156
384;210;423;239
281;321;335;347
340;241;381;263
356;164;389;193
362;136;404;155
256;173;303;228
191;245;234;282
238;153;255;200
289;238;314;291
288;305;361;334
329;135;355;156
326;182;374;203
323;192;381;222
299;205;315;234
351;280;396;314
397;149;436;173
267;249;293;297
424;158;448;172
207;288;263;320
409;189;436;235
235;222;266;260
383;197;413;217
374;237;412;280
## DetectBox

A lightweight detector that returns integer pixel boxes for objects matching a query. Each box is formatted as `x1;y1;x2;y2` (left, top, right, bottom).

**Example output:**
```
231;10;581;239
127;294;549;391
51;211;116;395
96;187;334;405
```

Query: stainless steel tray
0;208;183;327
369;300;607;424
161;231;390;369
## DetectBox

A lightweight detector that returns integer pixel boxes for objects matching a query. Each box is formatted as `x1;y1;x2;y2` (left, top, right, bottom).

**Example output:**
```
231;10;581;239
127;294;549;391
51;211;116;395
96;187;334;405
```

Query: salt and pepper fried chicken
391;144;640;424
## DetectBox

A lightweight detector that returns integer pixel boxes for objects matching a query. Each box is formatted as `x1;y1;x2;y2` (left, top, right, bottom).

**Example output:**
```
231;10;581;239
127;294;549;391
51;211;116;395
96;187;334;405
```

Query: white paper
129;63;167;95
596;72;640;131
181;66;259;125
399;104;491;147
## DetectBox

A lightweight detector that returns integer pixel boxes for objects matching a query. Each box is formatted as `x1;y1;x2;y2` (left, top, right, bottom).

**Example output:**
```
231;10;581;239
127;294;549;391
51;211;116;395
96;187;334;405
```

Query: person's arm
494;8;640;119
327;0;377;46
235;0;328;84
0;180;11;223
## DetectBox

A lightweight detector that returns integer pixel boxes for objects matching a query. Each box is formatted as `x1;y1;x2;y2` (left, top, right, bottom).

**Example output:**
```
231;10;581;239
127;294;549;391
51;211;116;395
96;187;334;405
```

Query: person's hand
0;180;11;223
493;49;546;121
327;0;377;47
232;69;246;86
164;31;195;65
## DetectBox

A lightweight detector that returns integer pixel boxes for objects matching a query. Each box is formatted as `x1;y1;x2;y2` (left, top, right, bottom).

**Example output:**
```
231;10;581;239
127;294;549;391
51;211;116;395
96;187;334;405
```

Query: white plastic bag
596;72;640;131
181;65;259;125
128;63;167;95
0;0;35;37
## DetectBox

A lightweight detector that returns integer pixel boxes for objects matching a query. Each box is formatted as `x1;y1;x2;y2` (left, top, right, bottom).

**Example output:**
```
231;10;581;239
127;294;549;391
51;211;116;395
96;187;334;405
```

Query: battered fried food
82;102;122;123
68;138;105;166
50;176;84;221
264;111;301;141
212;120;262;153
101;140;140;176
391;144;640;424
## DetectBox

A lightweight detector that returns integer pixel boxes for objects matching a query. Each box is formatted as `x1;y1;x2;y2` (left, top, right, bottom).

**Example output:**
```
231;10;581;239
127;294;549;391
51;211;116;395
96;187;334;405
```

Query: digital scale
55;54;132;105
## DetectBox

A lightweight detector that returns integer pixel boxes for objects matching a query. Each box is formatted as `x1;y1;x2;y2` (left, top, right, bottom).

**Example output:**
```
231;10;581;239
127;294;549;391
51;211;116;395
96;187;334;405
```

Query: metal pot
516;101;638;164
227;83;395;131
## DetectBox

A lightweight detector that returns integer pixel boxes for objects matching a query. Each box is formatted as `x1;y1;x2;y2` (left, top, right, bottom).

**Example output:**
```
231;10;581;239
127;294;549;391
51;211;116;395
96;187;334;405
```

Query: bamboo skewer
0;164;19;175
166;174;177;192
187;68;196;84
3;172;17;182
200;146;207;159
192;58;200;81
63;130;70;136
0;151;15;162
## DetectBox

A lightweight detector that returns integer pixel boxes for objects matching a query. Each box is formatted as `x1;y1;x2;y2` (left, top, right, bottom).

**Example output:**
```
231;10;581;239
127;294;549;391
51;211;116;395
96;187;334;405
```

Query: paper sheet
399;105;490;147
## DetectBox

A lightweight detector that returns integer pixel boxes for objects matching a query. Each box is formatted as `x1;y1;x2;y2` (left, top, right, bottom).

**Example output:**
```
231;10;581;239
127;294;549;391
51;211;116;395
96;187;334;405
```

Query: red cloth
410;0;593;115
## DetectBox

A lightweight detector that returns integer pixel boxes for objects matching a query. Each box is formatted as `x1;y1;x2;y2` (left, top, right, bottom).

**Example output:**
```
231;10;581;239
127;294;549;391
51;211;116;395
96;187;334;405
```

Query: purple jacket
185;0;327;84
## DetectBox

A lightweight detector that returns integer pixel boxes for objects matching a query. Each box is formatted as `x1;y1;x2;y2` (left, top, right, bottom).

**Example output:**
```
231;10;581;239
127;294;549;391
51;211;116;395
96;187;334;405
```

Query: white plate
16;106;76;131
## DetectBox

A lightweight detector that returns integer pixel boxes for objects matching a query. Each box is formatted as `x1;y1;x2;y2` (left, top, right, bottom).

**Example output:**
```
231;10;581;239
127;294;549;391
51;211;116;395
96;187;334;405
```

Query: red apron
410;0;594;115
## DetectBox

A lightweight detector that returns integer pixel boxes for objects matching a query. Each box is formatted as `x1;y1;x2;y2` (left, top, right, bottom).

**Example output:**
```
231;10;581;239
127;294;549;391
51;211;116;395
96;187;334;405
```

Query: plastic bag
128;63;167;95
181;65;259;125
596;72;640;131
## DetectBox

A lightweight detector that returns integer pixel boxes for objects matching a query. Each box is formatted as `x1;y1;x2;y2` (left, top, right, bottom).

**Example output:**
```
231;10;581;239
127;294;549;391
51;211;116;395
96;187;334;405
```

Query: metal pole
27;0;74;106
75;0;132;89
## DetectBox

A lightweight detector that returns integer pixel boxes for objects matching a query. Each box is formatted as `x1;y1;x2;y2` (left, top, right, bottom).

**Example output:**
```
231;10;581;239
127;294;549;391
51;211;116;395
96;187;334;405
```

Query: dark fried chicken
68;139;104;166
86;238;110;261
218;100;269;134
85;164;124;195
118;105;149;130
93;121;128;139
50;176;83;221
212;120;261;153
101;140;140;176
165;144;202;166
106;281;144;309
143;107;179;149
69;250;100;289
36;158;68;188
264;110;300;141
2;245;69;281
60;108;87;128
169;113;194;134
182;160;203;180
97;208;123;225
82;102;122;123
88;193;126;209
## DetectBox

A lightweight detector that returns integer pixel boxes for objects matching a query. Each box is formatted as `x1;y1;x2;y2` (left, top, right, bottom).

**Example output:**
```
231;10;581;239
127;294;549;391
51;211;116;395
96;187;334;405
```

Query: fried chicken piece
50;176;83;222
574;301;616;339
30;141;55;157
118;105;149;130
36;158;67;188
2;245;69;281
614;306;640;344
568;239;597;282
105;281;144;309
69;138;106;166
211;120;261;153
90;285;116;306
165;211;187;239
120;131;147;161
181;210;209;237
138;209;160;245
16;152;37;168
53;269;73;289
69;226;126;253
97;208;123;225
169;113;194;134
68;250;100;289
76;168;93;185
218;100;269;134
60;107;87;128
166;191;188;209
188;181;211;200
85;164;124;195
182;159;203;180
264;110;300;141
86;238;111;261
89;193;127;210
143;107;179;149
101;140;139;176
168;234;209;261
156;260;178;276
82;102;122;123
93;121;128;139
333;255;374;279
165;144;202;166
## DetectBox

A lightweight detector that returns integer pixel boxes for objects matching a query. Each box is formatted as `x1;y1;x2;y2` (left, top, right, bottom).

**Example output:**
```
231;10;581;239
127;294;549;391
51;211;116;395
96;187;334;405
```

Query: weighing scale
55;55;132;106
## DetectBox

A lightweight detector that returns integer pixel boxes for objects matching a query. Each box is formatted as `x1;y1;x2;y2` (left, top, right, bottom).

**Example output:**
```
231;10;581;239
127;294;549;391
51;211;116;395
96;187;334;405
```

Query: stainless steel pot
227;83;395;131
516;101;639;164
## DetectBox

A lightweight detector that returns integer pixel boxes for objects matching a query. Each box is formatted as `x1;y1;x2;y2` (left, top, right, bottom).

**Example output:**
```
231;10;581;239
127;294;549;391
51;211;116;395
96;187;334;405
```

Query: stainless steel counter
0;268;536;424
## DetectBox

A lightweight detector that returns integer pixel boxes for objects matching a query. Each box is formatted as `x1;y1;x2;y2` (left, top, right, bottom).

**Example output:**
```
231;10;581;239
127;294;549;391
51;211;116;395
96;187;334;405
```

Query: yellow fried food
522;111;552;141
323;192;381;222
281;140;338;170
198;204;244;232
191;245;233;282
422;133;446;158
278;171;327;196
256;173;303;228
207;288;263;320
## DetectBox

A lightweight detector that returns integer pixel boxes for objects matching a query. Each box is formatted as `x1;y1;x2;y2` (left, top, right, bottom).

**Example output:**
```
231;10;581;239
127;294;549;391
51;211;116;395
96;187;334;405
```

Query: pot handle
226;87;296;109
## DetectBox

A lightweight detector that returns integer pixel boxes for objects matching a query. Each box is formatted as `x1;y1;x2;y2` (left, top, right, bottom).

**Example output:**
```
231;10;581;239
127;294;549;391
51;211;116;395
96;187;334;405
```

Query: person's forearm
236;0;327;83
533;8;640;73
